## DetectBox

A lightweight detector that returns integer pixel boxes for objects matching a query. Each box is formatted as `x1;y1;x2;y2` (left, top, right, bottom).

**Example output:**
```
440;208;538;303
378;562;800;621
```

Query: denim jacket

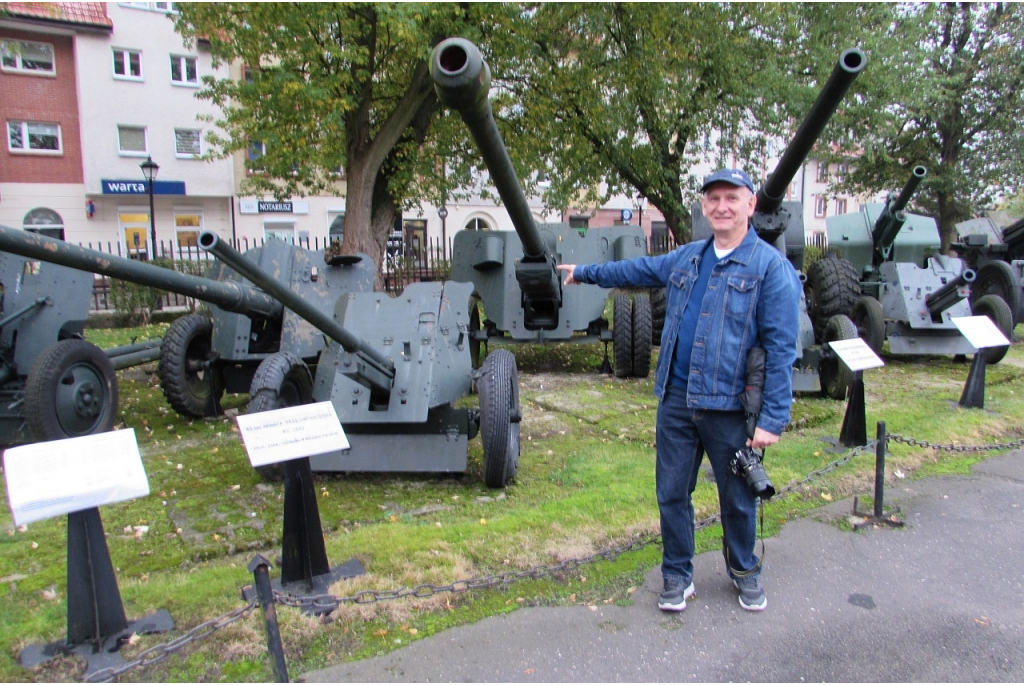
575;227;800;436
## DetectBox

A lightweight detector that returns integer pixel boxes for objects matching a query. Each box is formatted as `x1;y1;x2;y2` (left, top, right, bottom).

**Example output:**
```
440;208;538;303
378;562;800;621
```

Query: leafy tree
820;3;1024;252
175;3;497;286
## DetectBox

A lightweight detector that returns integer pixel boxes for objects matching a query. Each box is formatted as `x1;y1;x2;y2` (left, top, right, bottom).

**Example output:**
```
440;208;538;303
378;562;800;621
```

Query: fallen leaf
373;629;387;638
569;594;576;602
30;542;38;550
479;518;487;525
41;587;58;600
525;669;535;675
894;468;905;479
408;628;418;635
127;633;141;646
230;484;240;491
821;493;833;501
975;616;991;627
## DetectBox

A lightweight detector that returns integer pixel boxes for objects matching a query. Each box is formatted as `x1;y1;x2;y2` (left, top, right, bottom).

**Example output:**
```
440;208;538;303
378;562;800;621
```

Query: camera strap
726;447;768;579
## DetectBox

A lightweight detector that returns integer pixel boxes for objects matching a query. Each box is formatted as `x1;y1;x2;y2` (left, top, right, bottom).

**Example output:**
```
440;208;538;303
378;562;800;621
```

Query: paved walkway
305;451;1024;682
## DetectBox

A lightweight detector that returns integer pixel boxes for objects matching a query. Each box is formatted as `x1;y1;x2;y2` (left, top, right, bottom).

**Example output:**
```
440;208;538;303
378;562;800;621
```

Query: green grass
0;323;1021;681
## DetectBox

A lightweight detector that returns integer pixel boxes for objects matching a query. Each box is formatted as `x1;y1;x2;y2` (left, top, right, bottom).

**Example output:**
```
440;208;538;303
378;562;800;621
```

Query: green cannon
0;225;375;421
431;38;652;379
198;231;520;487
953;215;1024;327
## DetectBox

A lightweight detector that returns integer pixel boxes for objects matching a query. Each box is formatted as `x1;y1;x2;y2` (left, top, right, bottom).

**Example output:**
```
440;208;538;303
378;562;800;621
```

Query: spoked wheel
819;314;858;400
476;349;520;488
613;292;633;378
805;256;860;343
247;352;314;480
970;294;1013;365
24;339;119;441
851;295;885;355
971;261;1022;328
158;313;223;418
631;292;653;378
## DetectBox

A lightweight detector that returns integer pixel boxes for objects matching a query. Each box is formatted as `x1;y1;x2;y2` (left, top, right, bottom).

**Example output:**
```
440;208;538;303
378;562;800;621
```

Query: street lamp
635;193;647;230
140;156;159;259
438;205;449;260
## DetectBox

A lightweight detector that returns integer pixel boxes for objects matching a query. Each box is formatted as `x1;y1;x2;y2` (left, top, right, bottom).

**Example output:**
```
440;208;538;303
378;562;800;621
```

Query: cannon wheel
971;261;1022;328
649;287;667;345
158;313;222;419
805;256;860;343
631;292;653;378
851;295;885;355
819;314;858;400
477;349;520;488
613;293;633;378
971;294;1013;365
247;352;314;481
24;339;118;441
469;299;484;370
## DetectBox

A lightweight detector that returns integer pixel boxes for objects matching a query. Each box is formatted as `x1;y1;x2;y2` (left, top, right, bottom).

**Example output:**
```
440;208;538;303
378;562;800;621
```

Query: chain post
248;555;289;683
874;421;886;518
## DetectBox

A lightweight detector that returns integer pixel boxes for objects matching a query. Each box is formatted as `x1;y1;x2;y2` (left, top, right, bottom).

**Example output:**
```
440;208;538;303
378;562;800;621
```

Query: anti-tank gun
690;47;867;399
0;225;374;422
198;232;521;488
953;215;1024;327
431;38;652;378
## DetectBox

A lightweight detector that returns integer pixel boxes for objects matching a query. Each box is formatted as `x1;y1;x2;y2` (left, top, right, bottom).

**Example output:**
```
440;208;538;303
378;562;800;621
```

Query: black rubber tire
24;339;118;441
819;314;858;400
631;293;653;378
971;261;1022;328
649;287;667;345
477;349;520;488
851;295;886;355
805;256;861;343
158;313;222;419
247;352;314;480
469;299;484;370
971;294;1013;365
613;293;633;378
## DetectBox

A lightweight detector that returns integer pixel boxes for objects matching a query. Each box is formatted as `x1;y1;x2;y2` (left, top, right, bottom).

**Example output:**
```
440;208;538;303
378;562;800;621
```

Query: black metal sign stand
243;457;363;612
852;422;904;530
20;507;174;676
958;352;987;409
839;370;868;447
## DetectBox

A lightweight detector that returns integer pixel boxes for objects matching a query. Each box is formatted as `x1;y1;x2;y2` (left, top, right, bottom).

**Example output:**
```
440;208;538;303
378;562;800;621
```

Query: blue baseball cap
701;168;755;194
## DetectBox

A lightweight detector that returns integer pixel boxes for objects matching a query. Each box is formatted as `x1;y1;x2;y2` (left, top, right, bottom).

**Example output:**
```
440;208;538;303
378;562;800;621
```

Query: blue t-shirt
670;241;721;391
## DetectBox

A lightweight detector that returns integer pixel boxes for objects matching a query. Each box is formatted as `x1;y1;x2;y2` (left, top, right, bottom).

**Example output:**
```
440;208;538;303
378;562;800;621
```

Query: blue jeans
656;386;760;585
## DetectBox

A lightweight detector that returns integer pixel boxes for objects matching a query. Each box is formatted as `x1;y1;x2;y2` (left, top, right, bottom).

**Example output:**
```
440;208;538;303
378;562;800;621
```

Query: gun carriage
953;216;1024;327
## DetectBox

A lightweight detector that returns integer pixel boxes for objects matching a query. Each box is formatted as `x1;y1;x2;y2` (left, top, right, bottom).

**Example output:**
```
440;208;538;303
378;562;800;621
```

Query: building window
815;162;829;184
174;212;202;256
118;125;147;155
569;216;589;230
7;121;61;153
836;198;848;215
121;2;176;12
814;196;827;218
112;48;142;79
464;217;491;231
174;128;201;157
328;212;345;242
264;221;296;243
23;207;65;240
247;140;265;161
1;40;55;75
170;55;198;85
837;163;848;181
120;212;151;260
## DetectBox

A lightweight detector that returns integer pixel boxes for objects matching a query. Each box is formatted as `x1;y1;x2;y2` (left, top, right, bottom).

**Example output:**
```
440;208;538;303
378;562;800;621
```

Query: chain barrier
83;597;257;683
75;431;1020;681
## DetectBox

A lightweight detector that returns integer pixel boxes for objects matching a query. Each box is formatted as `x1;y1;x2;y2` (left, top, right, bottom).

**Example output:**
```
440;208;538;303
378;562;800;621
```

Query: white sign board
3;429;149;526
826;338;885;372
951;315;1011;350
235;401;348;468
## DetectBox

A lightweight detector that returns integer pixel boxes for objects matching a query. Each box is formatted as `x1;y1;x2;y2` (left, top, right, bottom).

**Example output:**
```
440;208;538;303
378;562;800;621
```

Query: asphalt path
304;450;1024;682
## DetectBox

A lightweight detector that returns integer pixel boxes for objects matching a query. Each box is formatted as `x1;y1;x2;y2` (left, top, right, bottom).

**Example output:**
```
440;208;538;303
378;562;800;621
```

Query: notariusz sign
101;180;187;195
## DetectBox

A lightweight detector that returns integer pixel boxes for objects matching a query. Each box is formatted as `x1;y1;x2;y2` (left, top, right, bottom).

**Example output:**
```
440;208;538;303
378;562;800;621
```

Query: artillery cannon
824;170;1014;363
198;232;520;487
690;47;867;399
0;246;167;443
431;38;652;379
0;225;375;420
953;215;1024;327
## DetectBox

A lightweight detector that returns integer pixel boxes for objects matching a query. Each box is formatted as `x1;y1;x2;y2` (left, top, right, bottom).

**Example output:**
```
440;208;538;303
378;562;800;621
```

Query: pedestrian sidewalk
304;450;1024;682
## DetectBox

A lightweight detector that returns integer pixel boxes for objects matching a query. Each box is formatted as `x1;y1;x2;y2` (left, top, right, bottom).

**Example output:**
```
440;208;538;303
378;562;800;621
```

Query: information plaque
235;401;348;467
951;315;1011;350
3;429;149;526
827;338;885;371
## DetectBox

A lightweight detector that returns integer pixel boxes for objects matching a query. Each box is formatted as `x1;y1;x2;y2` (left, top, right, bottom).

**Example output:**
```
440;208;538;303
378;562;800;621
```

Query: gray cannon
431;38;652;379
953;215;1024;327
198;232;521;488
691;47;867;399
0;225;375;421
825;170;1014;363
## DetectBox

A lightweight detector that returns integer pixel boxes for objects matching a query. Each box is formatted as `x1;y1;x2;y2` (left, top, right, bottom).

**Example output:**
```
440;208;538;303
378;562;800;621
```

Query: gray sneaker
733;576;767;611
658;579;695;612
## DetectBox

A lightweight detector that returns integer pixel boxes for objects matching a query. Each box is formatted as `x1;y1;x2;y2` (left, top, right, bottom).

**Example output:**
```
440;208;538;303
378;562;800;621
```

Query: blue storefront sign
101;179;187;195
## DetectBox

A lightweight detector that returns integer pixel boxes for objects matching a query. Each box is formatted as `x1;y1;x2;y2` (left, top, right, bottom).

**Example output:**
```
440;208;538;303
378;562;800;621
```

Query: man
556;168;800;613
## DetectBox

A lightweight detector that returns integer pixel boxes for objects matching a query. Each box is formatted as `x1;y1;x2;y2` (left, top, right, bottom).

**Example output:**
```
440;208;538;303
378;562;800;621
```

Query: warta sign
101;179;187;195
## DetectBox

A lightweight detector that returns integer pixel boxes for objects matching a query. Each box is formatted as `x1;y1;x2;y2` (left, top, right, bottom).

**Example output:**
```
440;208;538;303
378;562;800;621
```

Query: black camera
730;447;775;500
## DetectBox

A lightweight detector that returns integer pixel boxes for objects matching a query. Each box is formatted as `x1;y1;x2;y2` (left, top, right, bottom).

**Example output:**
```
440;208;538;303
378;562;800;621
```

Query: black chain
887;433;1024;453
84;598;258;683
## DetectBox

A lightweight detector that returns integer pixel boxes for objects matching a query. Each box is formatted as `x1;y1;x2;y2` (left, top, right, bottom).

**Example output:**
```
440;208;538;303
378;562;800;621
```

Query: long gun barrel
0;225;281;319
197;232;396;393
871;165;928;267
757;48;867;217
430;37;562;330
925;268;975;317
